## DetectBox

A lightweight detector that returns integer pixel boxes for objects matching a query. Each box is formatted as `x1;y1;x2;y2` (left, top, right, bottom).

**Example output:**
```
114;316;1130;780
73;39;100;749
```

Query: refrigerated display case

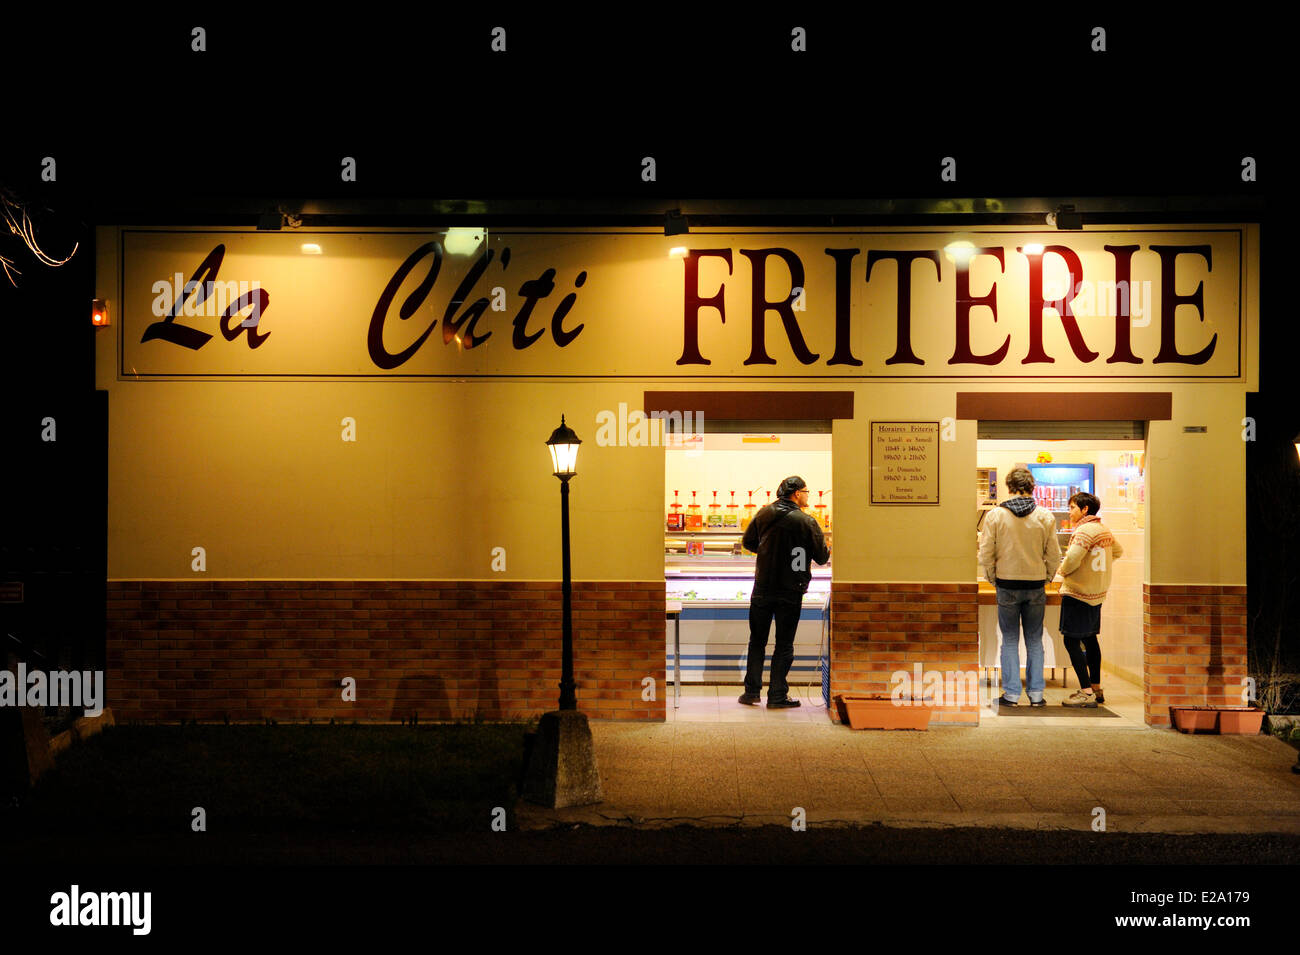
666;528;830;683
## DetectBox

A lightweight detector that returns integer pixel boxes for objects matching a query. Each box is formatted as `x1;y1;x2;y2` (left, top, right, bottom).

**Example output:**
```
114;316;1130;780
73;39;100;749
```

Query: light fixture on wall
91;298;109;326
1045;204;1082;230
444;228;485;255
256;208;301;231
1293;429;1300;464
664;208;688;236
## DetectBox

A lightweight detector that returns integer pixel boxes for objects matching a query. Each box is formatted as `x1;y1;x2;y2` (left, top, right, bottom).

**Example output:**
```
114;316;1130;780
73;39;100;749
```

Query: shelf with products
665;530;832;561
665;559;832;575
665;529;833;539
666;522;831;605
666;569;830;605
666;488;833;535
665;535;746;558
668;556;742;568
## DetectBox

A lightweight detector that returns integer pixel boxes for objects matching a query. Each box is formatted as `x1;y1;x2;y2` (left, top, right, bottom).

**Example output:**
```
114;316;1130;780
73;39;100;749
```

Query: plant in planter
1269;719;1300;743
1254;671;1300;716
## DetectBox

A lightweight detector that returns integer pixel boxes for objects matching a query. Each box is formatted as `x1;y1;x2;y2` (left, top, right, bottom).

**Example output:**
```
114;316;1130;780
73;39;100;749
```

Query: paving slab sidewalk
515;718;1300;834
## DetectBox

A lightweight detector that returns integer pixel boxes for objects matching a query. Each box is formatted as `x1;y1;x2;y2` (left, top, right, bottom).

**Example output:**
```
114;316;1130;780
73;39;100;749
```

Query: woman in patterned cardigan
1059;492;1124;707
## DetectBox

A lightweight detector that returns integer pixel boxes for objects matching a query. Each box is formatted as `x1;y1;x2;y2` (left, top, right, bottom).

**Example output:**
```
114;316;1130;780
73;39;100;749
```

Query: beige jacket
1058;515;1123;606
978;499;1061;585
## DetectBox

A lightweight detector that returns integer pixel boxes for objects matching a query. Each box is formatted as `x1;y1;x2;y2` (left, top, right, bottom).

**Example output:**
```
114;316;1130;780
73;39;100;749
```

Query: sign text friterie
871;422;940;504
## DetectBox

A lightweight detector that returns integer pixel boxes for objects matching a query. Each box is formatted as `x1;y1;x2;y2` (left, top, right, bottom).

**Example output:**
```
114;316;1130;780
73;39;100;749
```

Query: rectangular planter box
1217;707;1265;735
1169;705;1265;734
835;694;932;730
1169;706;1220;733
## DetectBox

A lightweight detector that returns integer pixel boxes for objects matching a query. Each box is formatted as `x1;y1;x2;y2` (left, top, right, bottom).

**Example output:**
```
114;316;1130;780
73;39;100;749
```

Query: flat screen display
1028;463;1094;494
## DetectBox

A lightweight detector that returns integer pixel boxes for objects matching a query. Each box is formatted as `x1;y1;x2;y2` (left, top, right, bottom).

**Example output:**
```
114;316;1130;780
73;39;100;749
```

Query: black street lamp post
545;415;582;710
524;415;602;807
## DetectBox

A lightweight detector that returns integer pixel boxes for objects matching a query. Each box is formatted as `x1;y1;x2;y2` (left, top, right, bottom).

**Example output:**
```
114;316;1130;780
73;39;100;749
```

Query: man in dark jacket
738;476;830;708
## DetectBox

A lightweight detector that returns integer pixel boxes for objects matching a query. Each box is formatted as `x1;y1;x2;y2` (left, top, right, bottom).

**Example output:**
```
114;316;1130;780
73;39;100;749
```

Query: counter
666;528;829;683
977;579;1073;678
977;580;1063;604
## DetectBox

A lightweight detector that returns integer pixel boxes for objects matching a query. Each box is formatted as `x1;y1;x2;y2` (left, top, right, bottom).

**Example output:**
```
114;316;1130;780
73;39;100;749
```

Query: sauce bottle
667;489;683;530
686;491;703;530
724;491;739;527
814;491;829;529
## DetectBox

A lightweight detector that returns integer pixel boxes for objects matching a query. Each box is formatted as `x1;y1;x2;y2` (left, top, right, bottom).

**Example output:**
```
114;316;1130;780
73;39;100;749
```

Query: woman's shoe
1094;689;1105;704
1063;690;1098;708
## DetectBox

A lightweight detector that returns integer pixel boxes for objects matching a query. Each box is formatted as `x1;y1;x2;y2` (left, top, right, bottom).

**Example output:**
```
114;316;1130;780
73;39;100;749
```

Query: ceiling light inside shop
445;228;485;255
301;243;322;255
1022;243;1044;255
668;247;687;257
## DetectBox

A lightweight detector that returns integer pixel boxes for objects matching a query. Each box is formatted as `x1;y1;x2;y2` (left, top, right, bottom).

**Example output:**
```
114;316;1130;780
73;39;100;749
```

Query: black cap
777;476;807;498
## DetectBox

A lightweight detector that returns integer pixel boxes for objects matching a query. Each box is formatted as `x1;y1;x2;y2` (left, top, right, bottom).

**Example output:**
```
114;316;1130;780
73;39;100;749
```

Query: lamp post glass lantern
546;416;581;477
546;416;581;709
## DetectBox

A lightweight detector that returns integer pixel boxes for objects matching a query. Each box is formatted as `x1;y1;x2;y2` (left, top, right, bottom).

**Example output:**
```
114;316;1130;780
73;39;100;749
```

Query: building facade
97;224;1259;726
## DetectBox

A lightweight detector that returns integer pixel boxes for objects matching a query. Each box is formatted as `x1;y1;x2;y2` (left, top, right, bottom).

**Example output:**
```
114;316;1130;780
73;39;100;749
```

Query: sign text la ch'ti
123;230;1245;378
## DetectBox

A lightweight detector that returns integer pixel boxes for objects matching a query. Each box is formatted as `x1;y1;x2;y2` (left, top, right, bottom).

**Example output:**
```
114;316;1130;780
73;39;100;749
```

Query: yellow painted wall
95;226;1258;585
1145;385;1247;584
831;387;974;581
89;376;1251;585
93;375;667;580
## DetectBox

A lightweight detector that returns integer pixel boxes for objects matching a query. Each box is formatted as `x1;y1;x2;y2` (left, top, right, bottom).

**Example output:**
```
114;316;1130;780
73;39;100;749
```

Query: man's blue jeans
997;586;1047;702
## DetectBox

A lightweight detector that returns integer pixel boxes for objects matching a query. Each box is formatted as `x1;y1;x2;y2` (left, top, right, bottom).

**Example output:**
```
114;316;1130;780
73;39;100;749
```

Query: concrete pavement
516;681;1300;834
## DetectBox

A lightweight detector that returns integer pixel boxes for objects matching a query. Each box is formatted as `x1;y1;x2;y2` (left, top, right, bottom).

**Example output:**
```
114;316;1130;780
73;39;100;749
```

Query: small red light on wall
91;299;110;326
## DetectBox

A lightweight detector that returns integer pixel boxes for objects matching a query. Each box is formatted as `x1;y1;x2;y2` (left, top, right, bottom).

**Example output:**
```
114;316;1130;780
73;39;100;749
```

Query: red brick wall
1143;584;1247;727
106;580;665;722
830;583;981;725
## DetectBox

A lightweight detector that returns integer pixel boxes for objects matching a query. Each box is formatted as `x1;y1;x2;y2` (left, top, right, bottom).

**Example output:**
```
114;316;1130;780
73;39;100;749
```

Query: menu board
870;422;940;504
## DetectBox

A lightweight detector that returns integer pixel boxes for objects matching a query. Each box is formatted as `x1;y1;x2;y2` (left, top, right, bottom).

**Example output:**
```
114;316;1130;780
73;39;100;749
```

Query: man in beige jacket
978;468;1061;706
1057;491;1123;706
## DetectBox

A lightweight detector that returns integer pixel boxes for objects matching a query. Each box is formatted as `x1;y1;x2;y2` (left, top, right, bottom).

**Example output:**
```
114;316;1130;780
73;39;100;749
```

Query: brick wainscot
1143;584;1247;727
830;583;981;725
107;580;666;722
